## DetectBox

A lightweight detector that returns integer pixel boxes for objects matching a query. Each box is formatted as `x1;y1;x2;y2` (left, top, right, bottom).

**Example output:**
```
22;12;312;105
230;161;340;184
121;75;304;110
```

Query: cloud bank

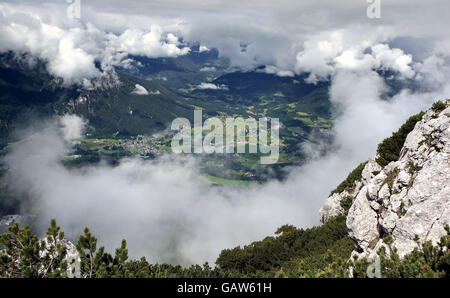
0;2;190;86
4;115;322;264
1;0;450;86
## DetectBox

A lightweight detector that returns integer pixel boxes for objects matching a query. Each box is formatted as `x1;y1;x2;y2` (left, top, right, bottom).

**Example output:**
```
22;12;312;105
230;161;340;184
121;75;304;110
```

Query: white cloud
199;45;210;52
131;84;149;95
166;33;180;45
0;3;190;85
371;44;415;78
259;65;294;77
294;29;417;83
109;26;190;58
59;114;87;144
3;117;323;264
47;37;100;84
1;1;449;87
199;66;216;72
196;82;228;90
149;89;161;95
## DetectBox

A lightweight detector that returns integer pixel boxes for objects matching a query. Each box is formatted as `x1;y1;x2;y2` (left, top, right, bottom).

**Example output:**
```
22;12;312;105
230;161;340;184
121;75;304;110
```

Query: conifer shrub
431;100;448;113
376;112;424;166
330;162;367;195
1;221;448;278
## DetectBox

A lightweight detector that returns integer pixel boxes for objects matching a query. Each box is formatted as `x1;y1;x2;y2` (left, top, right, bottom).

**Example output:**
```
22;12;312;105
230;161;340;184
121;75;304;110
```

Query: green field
203;174;253;186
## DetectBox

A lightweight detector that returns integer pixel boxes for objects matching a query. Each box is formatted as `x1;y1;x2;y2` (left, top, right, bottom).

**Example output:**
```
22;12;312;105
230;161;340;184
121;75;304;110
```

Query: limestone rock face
346;186;379;251
320;101;450;259
319;193;345;224
39;238;81;277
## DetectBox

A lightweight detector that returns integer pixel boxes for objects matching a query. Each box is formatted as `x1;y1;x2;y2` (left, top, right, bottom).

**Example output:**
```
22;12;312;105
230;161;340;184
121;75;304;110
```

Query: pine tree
76;227;112;278
0;219;69;278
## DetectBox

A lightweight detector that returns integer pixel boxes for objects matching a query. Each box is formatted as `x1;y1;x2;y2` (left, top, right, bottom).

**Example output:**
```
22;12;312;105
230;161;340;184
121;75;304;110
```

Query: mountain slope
67;70;195;137
0;55;195;143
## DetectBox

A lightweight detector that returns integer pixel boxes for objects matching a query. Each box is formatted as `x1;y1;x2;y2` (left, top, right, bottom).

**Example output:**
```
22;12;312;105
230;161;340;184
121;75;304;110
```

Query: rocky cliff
320;100;450;260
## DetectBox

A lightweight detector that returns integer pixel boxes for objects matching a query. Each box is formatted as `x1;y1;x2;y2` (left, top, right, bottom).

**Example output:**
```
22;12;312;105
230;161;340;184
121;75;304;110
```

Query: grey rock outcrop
320;101;450;259
40;238;81;277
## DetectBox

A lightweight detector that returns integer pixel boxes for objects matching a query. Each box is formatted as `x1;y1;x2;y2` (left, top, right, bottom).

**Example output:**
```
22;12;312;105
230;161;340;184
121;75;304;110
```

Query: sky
1;0;450;264
1;0;449;84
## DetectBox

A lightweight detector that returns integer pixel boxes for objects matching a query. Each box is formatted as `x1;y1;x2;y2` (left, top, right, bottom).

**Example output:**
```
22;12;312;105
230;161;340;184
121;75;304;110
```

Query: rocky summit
320;100;450;260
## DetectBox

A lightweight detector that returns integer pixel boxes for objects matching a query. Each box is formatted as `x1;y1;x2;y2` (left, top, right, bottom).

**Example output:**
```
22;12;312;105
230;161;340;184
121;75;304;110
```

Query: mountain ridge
320;99;450;260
